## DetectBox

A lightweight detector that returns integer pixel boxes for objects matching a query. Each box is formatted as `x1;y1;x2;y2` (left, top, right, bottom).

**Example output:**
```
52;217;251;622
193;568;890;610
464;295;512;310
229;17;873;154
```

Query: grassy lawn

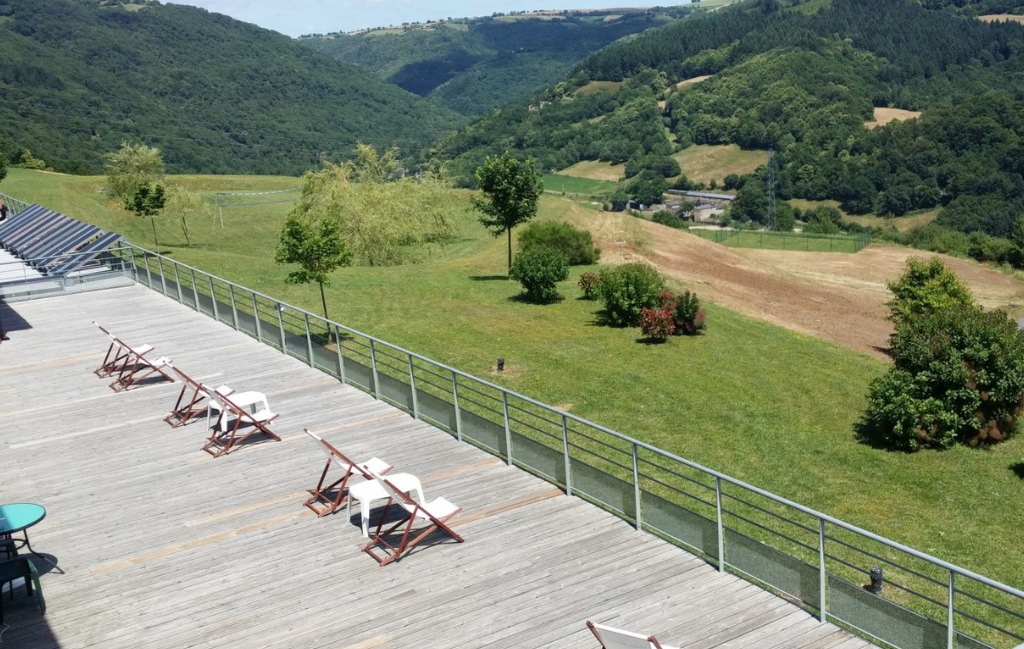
542;173;617;196
689;227;867;252
672;144;770;185
789;198;940;232
557;159;625;182
5;168;1024;597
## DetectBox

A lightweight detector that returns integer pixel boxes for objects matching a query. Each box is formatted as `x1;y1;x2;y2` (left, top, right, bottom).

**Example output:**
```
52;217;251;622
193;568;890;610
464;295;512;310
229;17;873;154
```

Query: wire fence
108;242;1024;649
689;228;872;253
0;192;32;216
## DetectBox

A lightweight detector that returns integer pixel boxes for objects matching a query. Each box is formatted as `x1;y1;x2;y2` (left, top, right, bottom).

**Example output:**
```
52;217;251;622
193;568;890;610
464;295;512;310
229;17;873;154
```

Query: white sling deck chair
109;340;174;393
201;386;280;457
165;367;233;428
93;321;133;378
586;621;680;649
303;428;393;516
361;472;462;566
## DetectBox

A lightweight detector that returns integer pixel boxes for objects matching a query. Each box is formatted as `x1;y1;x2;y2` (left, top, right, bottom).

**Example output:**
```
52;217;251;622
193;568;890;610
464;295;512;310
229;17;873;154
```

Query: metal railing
0;247;135;301
109;242;1023;649
689;228;872;252
0;192;31;216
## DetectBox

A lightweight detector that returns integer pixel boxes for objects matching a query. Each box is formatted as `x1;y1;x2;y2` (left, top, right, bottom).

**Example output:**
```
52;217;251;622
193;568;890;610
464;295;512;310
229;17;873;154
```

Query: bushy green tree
163;184;211;247
474;152;543;276
275;213;352;320
105;142;164;202
510;250;569;303
597;263;666;326
125;183;166;249
518;220;600;265
886;257;975;325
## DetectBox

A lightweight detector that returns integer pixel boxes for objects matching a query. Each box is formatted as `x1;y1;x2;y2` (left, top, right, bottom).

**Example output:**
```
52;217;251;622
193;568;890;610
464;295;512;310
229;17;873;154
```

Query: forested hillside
428;0;1024;256
0;0;463;175
301;8;693;116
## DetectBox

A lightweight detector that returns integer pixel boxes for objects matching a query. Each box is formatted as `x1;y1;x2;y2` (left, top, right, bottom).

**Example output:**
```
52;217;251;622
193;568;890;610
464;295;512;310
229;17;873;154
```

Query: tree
125;184;166;249
474;152;543;276
275;213;352;320
0;152;6;185
105;143;164;202
163;185;211;247
510;250;569;303
886;257;975;325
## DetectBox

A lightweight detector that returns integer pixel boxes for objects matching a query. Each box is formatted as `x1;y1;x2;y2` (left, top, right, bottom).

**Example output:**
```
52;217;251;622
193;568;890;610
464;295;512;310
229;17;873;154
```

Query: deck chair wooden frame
109;342;174;393
201;388;280;457
362;474;463;567
93;321;134;378
586;621;679;649
302;428;393;517
165;367;233;428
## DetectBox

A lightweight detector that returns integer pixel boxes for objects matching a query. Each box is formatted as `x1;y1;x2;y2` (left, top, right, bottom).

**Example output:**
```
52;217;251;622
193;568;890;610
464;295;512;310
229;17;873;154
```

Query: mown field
672;144;770;185
4;168;1024;596
542;173;617;196
688;227;867;252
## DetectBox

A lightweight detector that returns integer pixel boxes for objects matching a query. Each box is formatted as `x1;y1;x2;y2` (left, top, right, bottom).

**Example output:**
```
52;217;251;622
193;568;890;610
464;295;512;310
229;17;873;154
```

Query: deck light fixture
497;357;505;372
869;565;884;594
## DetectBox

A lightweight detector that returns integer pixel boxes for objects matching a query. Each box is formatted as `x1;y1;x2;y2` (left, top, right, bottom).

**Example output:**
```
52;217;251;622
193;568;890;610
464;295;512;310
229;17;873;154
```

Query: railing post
304;313;314;368
252;294;261;341
210;276;220;322
334;326;347;383
819;518;828;623
948;571;956;649
229;284;239;330
452;371;463;442
716;477;725;572
157;256;168;296
562;414;571;497
173;263;183;303
128;247;138;283
502;392;512;466
277;303;286;353
369;339;380;399
408;355;419;419
190;268;200;312
632;443;642;531
145;253;153;289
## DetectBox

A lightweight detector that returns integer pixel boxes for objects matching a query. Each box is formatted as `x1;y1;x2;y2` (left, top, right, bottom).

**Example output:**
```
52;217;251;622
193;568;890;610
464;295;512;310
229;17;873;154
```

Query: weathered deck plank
0;286;877;649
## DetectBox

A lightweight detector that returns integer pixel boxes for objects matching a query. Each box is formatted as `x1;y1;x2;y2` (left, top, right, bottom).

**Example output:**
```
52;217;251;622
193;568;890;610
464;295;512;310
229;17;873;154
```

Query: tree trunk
319;281;329;321
507;228;512;278
181;216;192;247
150;217;159;250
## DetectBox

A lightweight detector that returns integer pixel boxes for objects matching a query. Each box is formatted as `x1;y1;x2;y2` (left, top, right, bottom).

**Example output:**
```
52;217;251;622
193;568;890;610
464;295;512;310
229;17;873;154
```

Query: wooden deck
0;285;877;649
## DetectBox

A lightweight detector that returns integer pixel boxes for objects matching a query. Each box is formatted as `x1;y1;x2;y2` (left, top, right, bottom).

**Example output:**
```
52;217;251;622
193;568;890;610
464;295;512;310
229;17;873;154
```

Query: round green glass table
0;503;59;572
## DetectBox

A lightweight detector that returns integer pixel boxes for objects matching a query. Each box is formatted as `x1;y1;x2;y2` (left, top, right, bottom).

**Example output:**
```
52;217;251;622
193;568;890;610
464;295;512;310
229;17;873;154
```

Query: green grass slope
5;167;1024;592
0;0;464;175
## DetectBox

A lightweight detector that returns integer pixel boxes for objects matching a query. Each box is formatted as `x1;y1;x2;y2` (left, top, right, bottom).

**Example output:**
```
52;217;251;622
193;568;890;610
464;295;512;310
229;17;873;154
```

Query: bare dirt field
559;159;625;182
865;107;922;129
568;207;1024;359
979;13;1024;23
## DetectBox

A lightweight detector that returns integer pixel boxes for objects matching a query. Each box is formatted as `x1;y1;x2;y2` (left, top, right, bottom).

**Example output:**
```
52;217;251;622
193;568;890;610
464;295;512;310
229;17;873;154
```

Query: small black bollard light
869;565;884;594
497;357;505;372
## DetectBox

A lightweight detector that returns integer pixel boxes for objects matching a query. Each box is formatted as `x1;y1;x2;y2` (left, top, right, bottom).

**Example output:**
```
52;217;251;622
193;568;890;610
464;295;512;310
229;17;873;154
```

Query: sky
166;1;663;37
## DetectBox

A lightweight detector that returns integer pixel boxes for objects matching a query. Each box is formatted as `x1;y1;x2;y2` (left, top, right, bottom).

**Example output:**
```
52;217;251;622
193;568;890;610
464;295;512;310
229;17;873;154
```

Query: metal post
948;571;956;649
369;339;380;399
408;355;419;419
173;263;183;303
252;294;261;341
452;371;463;442
157;256;168;296
276;303;286;354
502;392;512;466
145;253;153;289
716;476;725;572
190;268;200;313
128;247;138;283
562;414;571;497
304;313;314;368
819;518;828;623
229;284;239;330
334;326;347;383
632;443;642;531
210;276;220;322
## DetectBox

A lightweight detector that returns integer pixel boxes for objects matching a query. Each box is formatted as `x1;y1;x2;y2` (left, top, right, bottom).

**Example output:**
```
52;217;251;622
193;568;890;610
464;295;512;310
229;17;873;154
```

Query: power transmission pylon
766;150;776;231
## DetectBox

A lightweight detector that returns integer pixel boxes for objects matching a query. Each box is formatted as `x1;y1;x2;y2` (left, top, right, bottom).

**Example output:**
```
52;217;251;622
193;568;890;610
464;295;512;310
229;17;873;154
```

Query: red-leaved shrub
639;307;675;342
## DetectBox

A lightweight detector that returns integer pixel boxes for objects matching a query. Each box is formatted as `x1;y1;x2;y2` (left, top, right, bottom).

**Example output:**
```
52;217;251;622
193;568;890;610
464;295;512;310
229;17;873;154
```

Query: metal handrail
119;242;1022;602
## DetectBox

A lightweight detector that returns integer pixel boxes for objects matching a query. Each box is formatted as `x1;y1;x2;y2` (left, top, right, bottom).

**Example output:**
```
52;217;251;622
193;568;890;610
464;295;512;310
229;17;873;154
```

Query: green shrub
579;271;601;299
639;307;675;342
674;291;706;335
861;304;1024;451
886;257;975;325
510;249;569;303
598;263;666;326
518;220;600;265
651;210;684;229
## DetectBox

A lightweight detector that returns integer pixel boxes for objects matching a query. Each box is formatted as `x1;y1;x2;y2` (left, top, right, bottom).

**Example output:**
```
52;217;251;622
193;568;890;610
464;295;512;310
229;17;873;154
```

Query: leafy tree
275;213;352;320
597;263;666;326
106;142;164;202
731;183;767;223
803;207;842;234
474;152;543;276
125;183;166;249
0;152;6;185
510;250;569;303
886;258;975;326
518;220;600;265
625;170;668;207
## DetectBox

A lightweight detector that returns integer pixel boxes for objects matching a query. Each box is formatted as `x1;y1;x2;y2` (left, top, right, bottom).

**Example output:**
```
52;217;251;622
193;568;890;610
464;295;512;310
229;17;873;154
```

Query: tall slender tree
473;152;543;277
125;183;166;249
275;213;352;320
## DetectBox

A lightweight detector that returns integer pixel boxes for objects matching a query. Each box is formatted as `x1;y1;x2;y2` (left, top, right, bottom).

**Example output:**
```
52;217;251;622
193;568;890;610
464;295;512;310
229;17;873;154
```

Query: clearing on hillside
865;107;922;129
979;14;1024;23
788;199;940;232
575;81;624;96
558;159;625;182
565;207;1024;359
672;144;769;185
675;75;712;89
542;173;617;196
